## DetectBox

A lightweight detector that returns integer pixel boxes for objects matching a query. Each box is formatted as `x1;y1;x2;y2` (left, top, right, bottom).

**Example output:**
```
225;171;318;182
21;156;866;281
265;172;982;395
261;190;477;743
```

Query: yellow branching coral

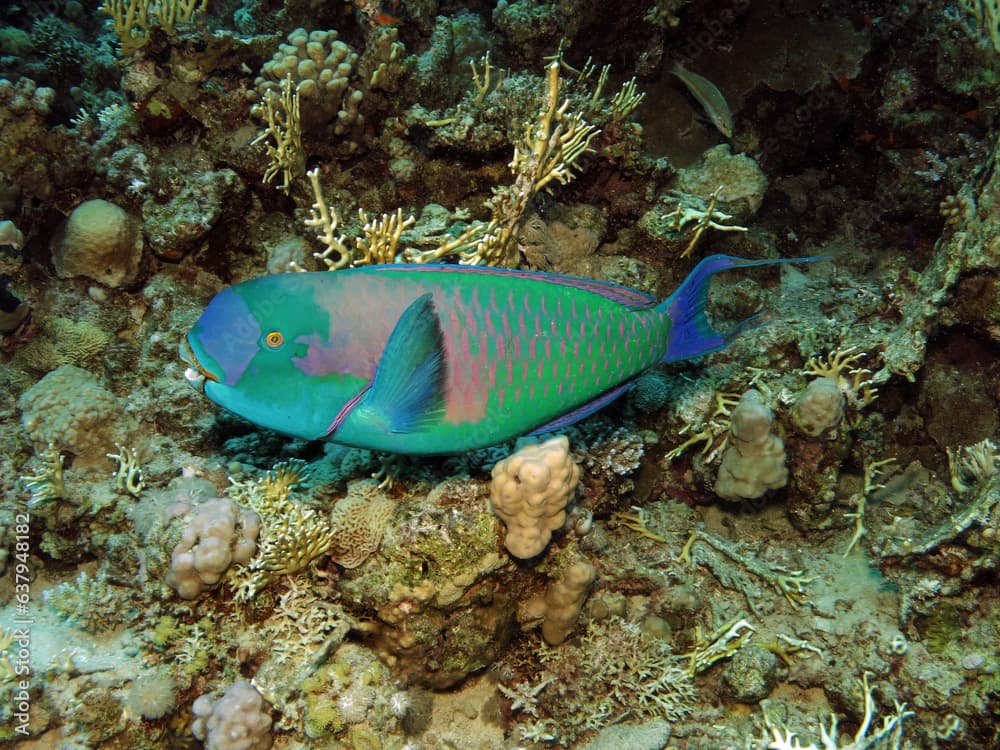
20;442;66;508
405;60;600;268
100;0;207;55
802;346;879;408
251;76;305;195
230;460;330;599
299;59;602;270
843;457;896;556
664;186;748;258
259;458;311;505
107;442;144;497
354;208;416;266
300;168;352;270
239;501;335;597
681;617;754;676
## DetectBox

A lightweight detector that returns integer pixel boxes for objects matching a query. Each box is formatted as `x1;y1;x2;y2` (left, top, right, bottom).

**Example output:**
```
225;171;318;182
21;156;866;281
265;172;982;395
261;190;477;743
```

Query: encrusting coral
490;436;581;558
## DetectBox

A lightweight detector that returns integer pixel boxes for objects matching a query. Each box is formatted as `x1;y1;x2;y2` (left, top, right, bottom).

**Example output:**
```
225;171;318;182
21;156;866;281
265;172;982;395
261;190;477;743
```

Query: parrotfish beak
179;335;220;392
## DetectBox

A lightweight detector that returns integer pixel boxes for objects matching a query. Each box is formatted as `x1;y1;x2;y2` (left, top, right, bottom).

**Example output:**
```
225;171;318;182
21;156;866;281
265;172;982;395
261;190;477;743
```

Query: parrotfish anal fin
659;254;824;363
364;293;447;433
528;379;636;436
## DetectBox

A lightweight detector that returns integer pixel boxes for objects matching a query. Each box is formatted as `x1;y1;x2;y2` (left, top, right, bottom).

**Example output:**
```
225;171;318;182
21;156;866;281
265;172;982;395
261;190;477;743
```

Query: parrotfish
180;256;809;454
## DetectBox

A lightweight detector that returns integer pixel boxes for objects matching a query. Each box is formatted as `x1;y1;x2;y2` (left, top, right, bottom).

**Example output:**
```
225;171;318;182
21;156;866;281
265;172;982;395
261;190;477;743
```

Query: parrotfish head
179;278;367;441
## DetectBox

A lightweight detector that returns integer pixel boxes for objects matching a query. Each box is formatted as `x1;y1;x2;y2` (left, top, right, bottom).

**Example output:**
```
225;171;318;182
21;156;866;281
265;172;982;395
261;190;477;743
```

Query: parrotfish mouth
178;335;220;391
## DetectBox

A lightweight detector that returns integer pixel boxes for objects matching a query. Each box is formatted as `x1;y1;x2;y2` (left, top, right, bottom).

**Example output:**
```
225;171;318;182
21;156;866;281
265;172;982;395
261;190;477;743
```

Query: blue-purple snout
179;287;261;390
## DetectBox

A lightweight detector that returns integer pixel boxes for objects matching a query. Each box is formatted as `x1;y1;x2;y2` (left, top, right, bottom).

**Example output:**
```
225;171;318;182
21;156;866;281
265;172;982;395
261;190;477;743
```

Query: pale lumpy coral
490;436;581;559
191;680;273;750
251;28;361;133
167;498;260;599
50;198;143;288
714;389;788;501
19;365;136;469
521;558;596;645
791;376;846;438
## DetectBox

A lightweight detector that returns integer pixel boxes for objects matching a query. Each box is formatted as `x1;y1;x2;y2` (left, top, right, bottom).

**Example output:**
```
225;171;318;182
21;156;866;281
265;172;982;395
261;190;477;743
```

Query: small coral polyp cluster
3;1;1000;749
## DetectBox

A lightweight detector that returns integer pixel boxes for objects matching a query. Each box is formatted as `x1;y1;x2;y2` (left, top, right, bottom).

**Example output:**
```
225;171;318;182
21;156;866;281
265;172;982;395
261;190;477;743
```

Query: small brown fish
672;63;734;138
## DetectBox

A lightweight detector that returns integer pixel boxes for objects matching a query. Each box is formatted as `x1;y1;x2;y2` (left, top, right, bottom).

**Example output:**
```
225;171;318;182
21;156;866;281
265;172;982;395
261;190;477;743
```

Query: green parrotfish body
180;256;809;454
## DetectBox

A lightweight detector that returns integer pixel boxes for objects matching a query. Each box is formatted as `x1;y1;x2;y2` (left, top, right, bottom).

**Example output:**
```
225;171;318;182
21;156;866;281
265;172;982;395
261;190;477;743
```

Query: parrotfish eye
264;331;284;349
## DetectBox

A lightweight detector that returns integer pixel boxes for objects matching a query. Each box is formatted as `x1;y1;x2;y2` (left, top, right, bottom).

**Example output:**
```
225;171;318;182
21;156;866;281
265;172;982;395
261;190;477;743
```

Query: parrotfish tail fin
361;292;447;433
658;254;823;363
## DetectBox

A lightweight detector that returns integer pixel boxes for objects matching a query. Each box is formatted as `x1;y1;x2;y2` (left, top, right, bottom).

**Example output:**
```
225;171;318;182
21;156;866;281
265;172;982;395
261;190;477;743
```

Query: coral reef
2;1;1000;748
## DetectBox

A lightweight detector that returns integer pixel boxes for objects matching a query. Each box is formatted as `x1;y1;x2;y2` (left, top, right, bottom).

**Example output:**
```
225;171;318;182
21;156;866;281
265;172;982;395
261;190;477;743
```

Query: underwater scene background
1;0;999;748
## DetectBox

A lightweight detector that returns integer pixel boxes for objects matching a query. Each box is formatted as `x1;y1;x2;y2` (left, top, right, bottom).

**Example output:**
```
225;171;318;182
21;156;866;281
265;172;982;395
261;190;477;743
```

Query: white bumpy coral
167;498;260;599
490;436;580;559
192;680;273;750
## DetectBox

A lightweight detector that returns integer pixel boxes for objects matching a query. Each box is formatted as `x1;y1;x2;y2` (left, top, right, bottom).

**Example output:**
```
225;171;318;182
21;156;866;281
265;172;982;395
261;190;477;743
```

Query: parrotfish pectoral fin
528;379;638;435
360;292;447;433
659;254;824;363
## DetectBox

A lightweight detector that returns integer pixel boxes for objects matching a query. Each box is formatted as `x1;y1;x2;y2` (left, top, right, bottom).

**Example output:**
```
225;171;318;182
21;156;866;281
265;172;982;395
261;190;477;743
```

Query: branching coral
262;583;353;668
756;673;913;750
106;442;144;497
100;0;208;56
511;616;695;743
44;569;130;633
680;529;814;610
802;347;879;410
251;76;305;195
229;461;333;599
19;442;66;508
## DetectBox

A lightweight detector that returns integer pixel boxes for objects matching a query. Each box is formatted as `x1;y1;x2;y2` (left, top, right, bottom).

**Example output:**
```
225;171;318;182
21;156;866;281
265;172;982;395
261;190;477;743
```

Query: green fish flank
180;257;811;454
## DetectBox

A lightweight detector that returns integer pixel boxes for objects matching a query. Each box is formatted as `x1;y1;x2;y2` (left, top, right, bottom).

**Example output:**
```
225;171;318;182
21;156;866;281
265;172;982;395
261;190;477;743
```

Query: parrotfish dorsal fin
363;292;447;433
373;263;658;308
